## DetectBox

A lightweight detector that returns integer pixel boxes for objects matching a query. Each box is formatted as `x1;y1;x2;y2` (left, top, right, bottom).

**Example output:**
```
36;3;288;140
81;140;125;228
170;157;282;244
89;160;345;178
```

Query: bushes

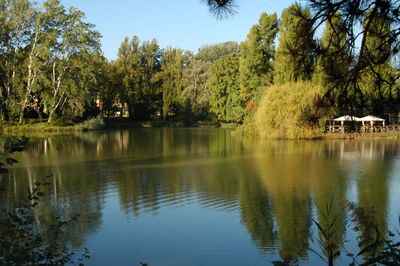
253;82;328;139
74;116;105;130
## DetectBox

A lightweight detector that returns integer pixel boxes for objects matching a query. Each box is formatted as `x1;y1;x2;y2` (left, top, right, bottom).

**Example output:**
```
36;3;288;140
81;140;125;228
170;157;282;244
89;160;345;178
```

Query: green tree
239;12;278;114
158;47;185;120
181;56;210;120
39;0;101;123
136;39;162;120
359;10;398;114
274;3;315;84
0;0;35;122
115;36;142;118
313;13;350;112
208;51;243;122
181;42;239;121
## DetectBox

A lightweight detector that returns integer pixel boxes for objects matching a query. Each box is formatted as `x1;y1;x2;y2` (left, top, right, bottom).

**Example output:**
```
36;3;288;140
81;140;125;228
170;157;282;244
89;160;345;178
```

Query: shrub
75;116;105;130
253;82;327;139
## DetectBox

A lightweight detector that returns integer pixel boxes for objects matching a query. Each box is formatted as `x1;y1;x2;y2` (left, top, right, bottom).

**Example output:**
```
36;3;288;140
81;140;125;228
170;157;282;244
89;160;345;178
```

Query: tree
0;0;101;124
115;36;142;118
181;56;211;120
359;9;398;114
308;0;400;114
313;12;351;112
180;42;238;121
239;12;278;114
204;0;400;115
274;3;315;84
208;51;243;122
39;0;101;123
158;47;185;120
0;0;35;122
136;39;162;120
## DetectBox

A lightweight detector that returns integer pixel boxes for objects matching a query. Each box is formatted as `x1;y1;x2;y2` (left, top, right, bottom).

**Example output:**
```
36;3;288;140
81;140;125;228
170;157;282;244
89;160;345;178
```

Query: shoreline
2;119;400;140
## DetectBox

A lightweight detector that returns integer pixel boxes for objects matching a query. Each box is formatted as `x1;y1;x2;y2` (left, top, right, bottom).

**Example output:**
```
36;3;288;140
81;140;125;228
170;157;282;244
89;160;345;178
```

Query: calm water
1;128;400;265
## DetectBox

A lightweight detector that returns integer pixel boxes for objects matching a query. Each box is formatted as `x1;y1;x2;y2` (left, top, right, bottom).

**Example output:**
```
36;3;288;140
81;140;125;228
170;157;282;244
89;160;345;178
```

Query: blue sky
59;0;296;60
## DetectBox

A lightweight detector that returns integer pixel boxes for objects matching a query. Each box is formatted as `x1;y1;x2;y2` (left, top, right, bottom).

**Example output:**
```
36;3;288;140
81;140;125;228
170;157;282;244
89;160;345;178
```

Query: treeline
0;0;104;124
1;0;399;129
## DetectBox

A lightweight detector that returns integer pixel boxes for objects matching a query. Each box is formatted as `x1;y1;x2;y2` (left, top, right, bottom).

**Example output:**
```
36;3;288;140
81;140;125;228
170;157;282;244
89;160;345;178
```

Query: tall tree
115;36;142;118
158;47;184;120
0;0;35;122
313;12;351;111
181;42;239;121
239;12;278;113
309;0;400;114
136;39;162;120
360;9;398;114
274;3;315;84
208;52;243;122
40;0;101;123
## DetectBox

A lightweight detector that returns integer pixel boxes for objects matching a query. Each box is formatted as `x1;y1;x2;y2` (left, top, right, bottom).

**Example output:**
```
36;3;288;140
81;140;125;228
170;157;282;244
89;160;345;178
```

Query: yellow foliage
254;82;326;139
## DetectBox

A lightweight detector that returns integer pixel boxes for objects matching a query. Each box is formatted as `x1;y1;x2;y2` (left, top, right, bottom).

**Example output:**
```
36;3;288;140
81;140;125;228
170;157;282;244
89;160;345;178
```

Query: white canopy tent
333;115;361;121
360;115;385;126
333;115;361;126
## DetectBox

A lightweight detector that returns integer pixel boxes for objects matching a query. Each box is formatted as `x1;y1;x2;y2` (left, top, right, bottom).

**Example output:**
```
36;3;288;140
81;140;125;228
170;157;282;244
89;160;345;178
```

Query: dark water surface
2;128;400;265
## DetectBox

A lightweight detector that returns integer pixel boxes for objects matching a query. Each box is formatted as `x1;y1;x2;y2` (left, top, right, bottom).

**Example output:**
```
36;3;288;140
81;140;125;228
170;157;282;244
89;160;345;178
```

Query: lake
1;128;400;265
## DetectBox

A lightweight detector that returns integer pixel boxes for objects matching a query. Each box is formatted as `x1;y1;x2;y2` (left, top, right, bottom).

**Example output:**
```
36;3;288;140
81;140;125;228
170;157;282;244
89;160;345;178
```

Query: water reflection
1;130;398;264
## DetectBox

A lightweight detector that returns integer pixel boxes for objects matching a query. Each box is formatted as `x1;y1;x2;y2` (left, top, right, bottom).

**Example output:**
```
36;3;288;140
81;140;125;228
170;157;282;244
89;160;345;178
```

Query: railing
326;125;400;133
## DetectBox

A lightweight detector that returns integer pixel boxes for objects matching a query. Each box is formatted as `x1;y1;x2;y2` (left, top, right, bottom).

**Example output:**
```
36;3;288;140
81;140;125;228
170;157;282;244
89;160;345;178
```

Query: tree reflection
0;133;397;264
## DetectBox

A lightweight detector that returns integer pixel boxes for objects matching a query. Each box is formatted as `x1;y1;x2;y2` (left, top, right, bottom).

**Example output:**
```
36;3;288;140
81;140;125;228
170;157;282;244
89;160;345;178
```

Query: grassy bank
1;116;105;133
0;117;234;134
1;122;76;133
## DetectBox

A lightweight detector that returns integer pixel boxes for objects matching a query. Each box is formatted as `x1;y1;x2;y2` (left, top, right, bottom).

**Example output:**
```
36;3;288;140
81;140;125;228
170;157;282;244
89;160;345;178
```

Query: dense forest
1;0;399;137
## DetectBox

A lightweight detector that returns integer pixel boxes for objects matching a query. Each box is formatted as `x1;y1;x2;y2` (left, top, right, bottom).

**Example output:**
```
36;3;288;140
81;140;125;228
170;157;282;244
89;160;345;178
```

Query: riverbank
323;132;400;139
2;119;400;139
0;118;236;134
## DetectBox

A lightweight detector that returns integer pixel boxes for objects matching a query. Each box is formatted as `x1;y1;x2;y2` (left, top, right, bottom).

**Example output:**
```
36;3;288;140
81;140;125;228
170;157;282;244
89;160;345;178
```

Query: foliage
239;12;278;115
0;137;90;265
157;47;185;120
309;0;400;113
313;12;351;113
180;42;240;121
254;82;326;139
312;201;400;266
274;3;315;84
114;36;162;120
359;10;398;114
208;51;244;122
74;116;105;130
0;0;101;124
0;136;28;174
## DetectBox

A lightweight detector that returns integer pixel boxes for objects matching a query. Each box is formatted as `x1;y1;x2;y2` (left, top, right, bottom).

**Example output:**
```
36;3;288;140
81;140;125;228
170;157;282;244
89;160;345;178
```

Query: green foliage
115;36;162;120
180;42;240;121
158;47;185;120
312;201;400;266
313;13;351;112
208;52;244;122
239;12;278;114
254;82;326;139
75;116;105;130
0;0;101;124
0;137;90;265
274;3;315;84
359;10;398;114
0;136;29;174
